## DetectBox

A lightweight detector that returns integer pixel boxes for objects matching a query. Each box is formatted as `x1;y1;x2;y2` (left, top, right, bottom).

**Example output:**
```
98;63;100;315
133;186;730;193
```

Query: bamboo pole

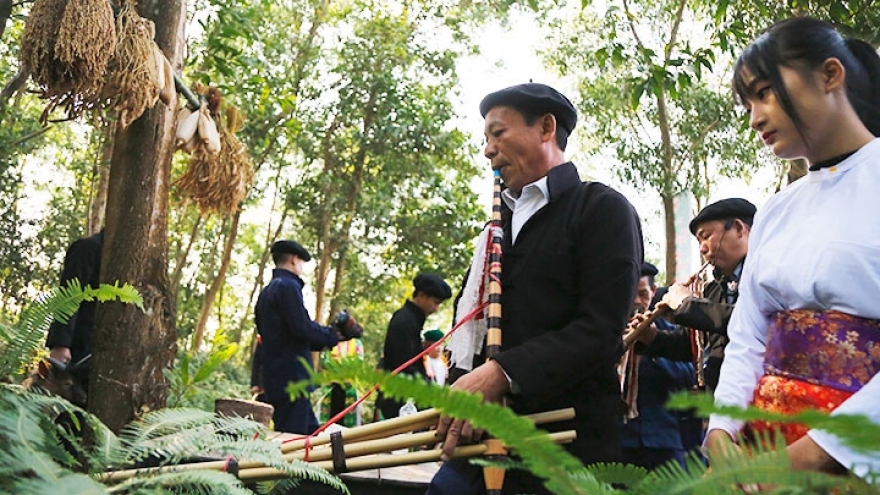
238;430;577;481
99;407;574;484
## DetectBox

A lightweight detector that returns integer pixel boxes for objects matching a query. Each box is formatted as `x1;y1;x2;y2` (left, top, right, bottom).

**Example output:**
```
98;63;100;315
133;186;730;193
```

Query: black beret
270;239;311;261
413;273;452;300
479;83;577;136
641;262;659;277
689;198;757;235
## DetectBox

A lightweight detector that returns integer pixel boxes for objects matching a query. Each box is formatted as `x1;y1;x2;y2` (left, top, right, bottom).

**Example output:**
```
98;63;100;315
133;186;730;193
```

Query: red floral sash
747;309;880;444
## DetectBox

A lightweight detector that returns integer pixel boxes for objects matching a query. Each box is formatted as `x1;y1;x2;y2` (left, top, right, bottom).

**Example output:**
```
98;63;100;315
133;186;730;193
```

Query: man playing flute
428;83;644;494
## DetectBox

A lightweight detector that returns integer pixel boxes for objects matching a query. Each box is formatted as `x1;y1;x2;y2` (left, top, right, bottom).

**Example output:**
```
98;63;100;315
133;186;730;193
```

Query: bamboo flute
623;260;712;347
484;166;508;495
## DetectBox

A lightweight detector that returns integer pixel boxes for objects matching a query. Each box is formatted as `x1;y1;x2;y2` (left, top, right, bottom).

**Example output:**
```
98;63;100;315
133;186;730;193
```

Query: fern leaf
668;392;880;454
314;360;609;495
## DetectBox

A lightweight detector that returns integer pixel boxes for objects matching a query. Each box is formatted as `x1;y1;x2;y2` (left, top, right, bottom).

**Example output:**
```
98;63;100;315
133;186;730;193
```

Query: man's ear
540;113;557;142
822;57;846;93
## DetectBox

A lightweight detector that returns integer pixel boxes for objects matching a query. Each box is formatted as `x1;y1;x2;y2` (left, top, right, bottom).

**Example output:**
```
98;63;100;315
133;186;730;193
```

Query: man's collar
545;162;580;201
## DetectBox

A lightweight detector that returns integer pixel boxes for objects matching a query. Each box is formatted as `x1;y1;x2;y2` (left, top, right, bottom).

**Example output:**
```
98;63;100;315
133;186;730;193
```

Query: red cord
280;301;490;443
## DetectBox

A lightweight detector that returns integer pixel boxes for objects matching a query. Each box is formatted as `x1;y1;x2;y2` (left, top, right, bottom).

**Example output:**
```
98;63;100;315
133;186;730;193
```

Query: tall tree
90;0;186;432
547;1;764;282
290;6;483;321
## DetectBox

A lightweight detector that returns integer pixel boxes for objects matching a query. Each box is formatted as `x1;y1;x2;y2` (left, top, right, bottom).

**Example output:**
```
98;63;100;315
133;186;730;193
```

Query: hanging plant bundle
54;0;117;101
174;104;254;214
20;0;69;89
19;0;82;121
103;0;161;128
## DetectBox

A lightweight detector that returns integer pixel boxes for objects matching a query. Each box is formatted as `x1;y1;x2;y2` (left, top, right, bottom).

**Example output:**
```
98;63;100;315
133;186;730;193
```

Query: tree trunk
89;0;185;433
170;211;202;291
88;122;114;235
192;211;240;349
662;192;676;286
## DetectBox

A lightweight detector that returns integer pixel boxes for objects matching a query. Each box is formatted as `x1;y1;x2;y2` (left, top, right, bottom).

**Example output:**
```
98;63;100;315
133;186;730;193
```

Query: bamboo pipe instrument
485;168;507;495
238;430;577;481
99;408;438;483
622;260;712;347
280;407;576;463
99;407;575;483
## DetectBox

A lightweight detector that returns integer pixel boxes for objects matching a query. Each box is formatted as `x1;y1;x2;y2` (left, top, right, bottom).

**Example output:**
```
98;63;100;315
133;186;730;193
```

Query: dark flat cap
413;273;452;300
689;198;757;235
479;83;577;135
271;239;311;261
422;329;445;342
641;262;659;277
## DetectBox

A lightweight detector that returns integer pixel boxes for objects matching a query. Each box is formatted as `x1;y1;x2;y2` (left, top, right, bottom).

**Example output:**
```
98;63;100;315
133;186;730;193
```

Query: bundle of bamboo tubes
99;407;576;484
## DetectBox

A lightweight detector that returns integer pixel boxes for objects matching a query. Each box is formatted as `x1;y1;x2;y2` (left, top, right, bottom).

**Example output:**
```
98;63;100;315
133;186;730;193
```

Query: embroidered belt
749;309;880;444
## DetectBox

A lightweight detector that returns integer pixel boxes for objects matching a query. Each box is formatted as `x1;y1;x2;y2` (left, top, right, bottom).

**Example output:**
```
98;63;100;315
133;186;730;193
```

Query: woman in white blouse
705;16;880;478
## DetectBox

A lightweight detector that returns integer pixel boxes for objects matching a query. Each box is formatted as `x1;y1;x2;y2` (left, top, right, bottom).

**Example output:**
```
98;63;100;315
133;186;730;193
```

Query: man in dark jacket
255;239;362;434
620;262;695;470
629;198;755;392
46;229;104;398
428;83;643;494
379;273;451;419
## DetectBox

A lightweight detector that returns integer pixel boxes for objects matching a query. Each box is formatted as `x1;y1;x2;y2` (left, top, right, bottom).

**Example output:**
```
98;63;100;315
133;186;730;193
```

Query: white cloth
426;355;448;386
448;224;502;371
501;176;549;244
709;137;880;477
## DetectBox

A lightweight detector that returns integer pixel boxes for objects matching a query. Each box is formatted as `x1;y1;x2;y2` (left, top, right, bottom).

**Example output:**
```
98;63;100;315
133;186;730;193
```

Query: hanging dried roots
103;0;160;128
175;104;254;214
20;0;69;89
19;0;85;122
55;0;116;101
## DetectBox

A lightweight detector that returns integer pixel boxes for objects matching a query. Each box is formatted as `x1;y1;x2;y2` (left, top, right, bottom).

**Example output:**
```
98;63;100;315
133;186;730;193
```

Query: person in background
380;273;452;419
46;229;104;401
255;239;362;434
620;262;695;470
627;198;755;393
422;329;449;386
706;17;880;478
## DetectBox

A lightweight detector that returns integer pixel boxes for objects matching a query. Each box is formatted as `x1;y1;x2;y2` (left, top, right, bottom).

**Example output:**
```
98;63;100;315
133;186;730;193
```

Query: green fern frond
12;472;107;494
258;478;302;495
587;461;649;489
192;344;239;383
668;392;880;454
312;360;609;495
106;469;252;495
0;280;143;379
257;458;350;493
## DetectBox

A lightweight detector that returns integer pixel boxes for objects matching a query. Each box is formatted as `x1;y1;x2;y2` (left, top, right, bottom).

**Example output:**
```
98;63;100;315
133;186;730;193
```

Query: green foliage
0;280;143;381
165;334;248;410
0;384;349;494
297;360;879;494
668;392;880;455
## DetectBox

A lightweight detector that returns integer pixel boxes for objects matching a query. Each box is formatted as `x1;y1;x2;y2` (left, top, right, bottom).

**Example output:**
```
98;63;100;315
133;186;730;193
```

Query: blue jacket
255;269;339;403
621;318;695;450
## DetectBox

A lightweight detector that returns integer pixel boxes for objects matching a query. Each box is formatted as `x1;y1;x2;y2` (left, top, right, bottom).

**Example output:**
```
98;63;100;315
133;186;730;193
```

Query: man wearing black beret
429;83;644;494
379;273;451;419
627;198;755;393
255;239;363;434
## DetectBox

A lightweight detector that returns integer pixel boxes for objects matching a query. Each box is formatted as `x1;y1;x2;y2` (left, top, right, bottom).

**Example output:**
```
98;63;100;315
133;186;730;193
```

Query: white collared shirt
501;177;550;245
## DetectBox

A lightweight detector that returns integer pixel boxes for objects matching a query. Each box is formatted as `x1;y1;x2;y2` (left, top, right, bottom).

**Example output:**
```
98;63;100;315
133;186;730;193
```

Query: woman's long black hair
733;17;880;140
